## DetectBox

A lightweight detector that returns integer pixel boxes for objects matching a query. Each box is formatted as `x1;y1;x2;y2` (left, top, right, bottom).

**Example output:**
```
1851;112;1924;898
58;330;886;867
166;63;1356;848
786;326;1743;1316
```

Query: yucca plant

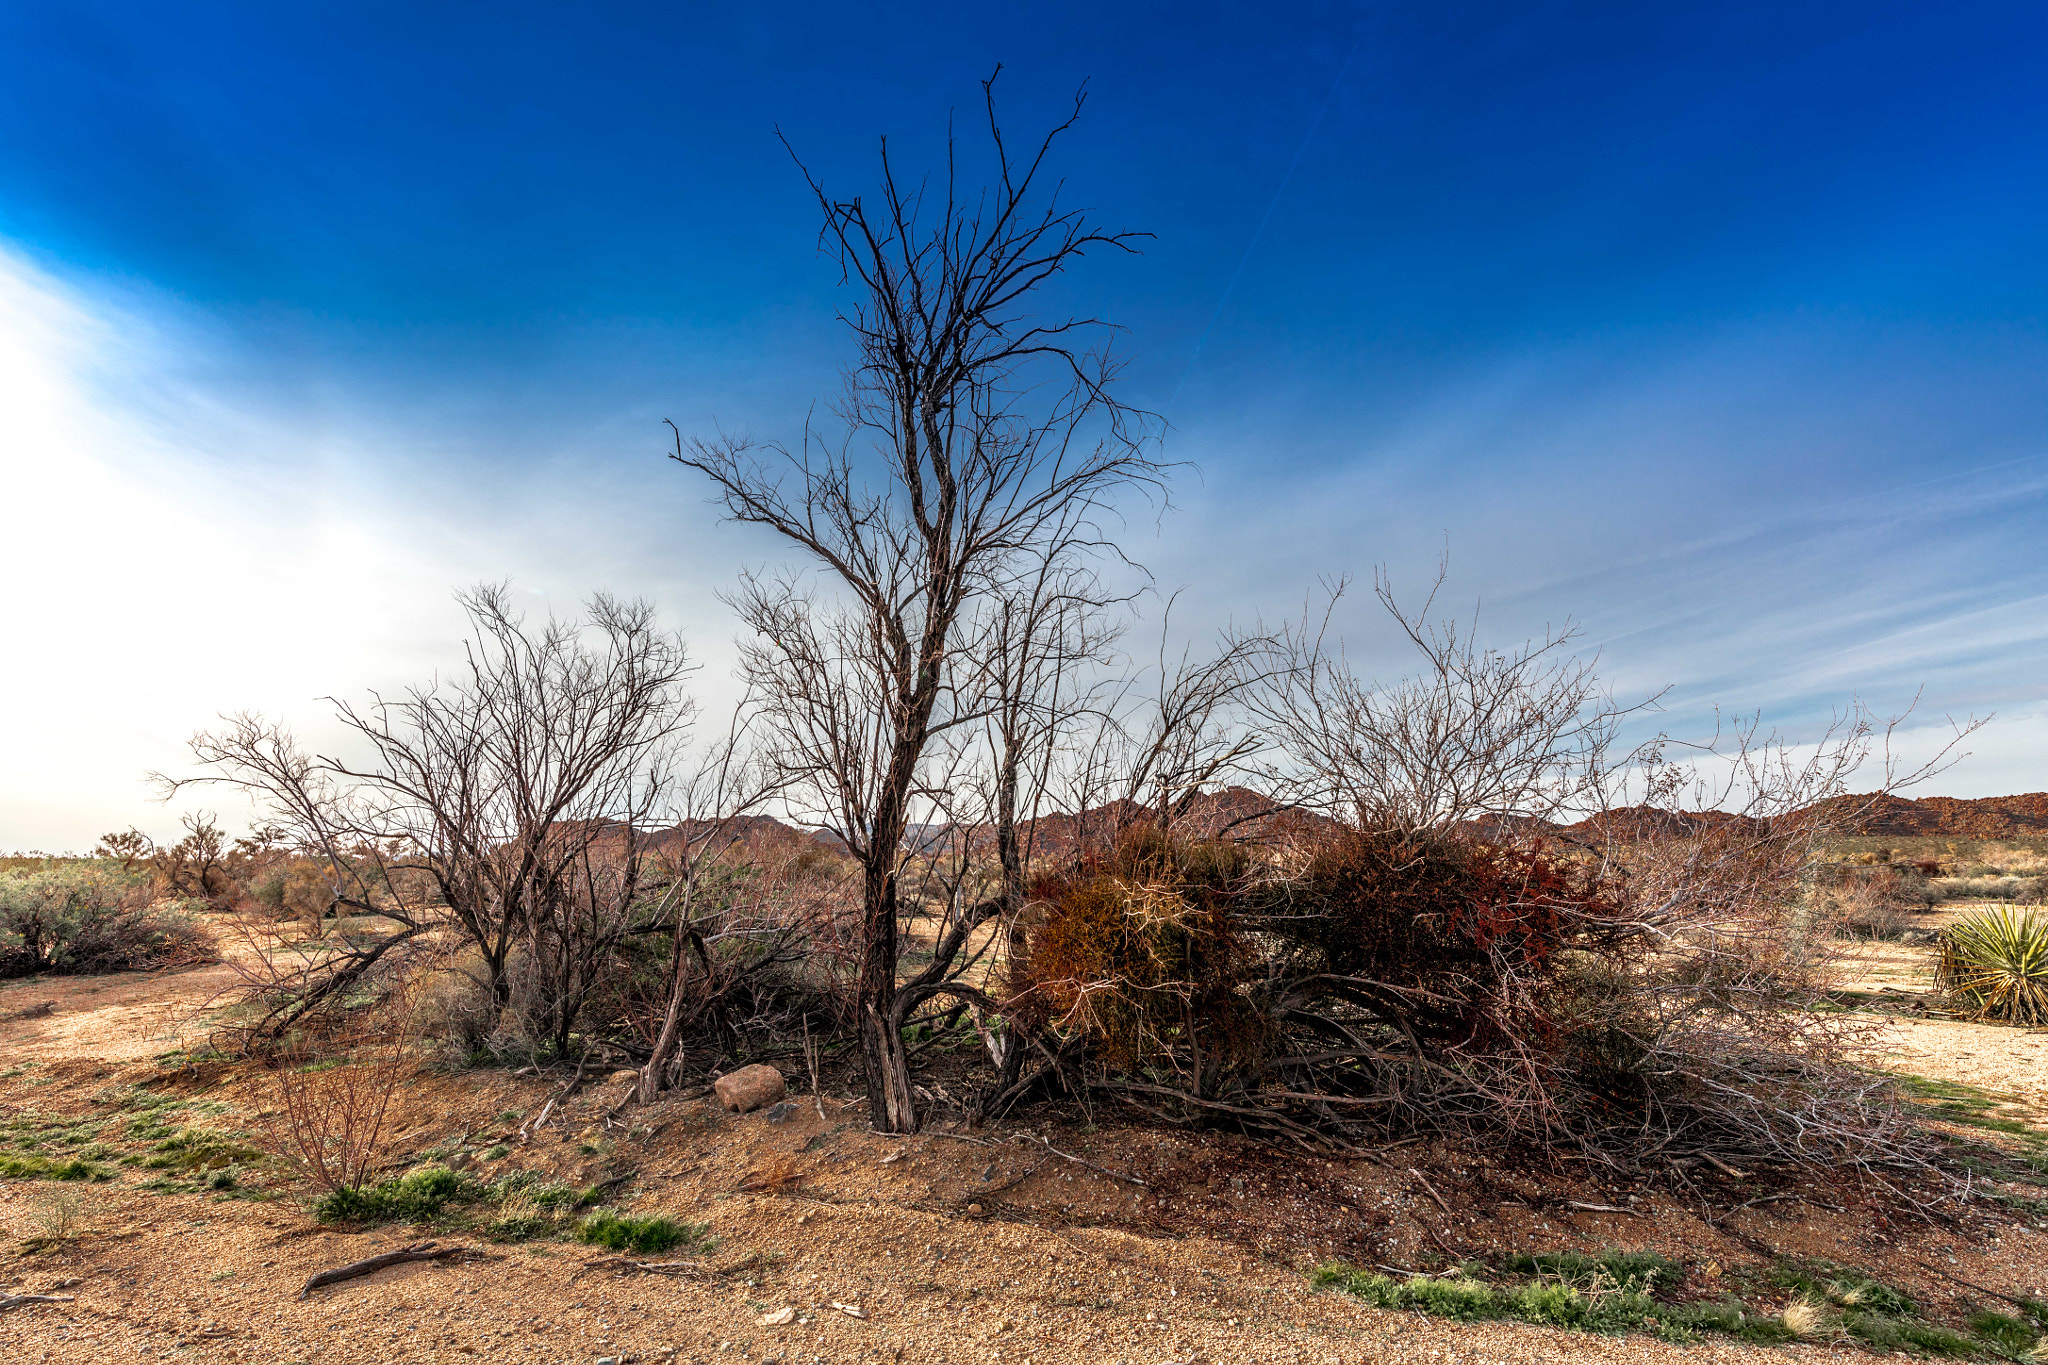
1937;906;2048;1025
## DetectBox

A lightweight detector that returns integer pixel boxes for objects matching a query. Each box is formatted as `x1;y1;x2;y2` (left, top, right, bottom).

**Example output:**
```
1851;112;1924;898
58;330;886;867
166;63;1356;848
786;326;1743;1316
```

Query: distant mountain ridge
1811;792;2048;838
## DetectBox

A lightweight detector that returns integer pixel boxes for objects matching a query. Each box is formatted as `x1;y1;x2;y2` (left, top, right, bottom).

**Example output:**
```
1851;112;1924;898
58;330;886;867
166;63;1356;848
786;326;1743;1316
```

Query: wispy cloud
0;248;739;849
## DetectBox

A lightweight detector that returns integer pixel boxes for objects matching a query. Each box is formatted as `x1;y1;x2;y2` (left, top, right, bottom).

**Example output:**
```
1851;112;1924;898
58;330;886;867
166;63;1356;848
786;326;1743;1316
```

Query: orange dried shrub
1018;829;1263;1080
1016;821;1639;1141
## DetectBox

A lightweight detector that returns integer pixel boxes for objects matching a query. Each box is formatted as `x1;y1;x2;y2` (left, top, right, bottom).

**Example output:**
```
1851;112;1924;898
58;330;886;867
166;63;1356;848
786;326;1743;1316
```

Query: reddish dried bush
1017;825;1634;1144
1015;819;1916;1170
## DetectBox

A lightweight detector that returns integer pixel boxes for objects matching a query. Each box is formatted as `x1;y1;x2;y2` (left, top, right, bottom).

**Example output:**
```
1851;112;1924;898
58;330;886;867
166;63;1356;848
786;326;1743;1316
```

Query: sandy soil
5;931;2048;1365
1830;905;2048;1124
0;960;245;1063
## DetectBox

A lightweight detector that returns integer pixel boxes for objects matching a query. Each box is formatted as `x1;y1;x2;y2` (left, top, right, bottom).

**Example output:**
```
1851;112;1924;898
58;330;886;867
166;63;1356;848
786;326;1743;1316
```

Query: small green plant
1939;906;2048;1024
1504;1249;1681;1291
575;1211;711;1255
144;1127;264;1173
314;1164;472;1223
312;1164;599;1233
481;1144;509;1161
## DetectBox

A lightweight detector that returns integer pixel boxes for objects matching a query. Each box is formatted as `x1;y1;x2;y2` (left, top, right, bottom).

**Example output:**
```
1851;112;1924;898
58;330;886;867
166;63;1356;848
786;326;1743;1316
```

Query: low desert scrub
1937;875;2045;904
1827;866;1931;939
27;1188;83;1240
256;1023;412;1196
0;865;214;978
1938;906;2048;1025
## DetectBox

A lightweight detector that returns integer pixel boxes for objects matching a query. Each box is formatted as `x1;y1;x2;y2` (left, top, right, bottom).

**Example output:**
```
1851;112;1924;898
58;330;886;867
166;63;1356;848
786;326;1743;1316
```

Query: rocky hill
1819;792;2048;838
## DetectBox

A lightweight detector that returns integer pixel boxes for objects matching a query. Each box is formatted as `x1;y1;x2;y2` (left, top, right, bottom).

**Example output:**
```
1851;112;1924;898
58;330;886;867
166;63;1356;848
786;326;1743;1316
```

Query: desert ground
7;914;2048;1365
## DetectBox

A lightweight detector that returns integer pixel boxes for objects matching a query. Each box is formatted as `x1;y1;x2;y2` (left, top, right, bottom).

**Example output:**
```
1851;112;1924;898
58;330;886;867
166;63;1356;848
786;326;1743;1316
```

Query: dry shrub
1022;830;1255;1074
1826;866;1921;940
1018;812;1923;1170
1553;809;1916;1168
257;1017;413;1194
249;857;337;930
29;1187;82;1240
0;865;215;979
613;845;855;1079
1020;825;1630;1149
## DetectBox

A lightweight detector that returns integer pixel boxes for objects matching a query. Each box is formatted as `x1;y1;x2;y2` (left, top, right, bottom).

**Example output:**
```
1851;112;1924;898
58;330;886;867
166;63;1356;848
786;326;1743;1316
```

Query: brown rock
714;1064;787;1113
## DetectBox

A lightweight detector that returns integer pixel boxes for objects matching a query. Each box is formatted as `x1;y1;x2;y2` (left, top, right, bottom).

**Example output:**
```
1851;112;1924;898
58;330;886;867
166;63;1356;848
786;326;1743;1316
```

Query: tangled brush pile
1012;819;1920;1171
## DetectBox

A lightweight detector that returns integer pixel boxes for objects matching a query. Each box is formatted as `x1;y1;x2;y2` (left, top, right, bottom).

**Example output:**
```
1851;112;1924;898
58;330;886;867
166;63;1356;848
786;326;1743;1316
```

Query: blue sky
3;1;2045;846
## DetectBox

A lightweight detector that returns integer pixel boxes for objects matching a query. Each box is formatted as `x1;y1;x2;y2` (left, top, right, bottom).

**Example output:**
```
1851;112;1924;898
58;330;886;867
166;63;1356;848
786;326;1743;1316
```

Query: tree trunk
990;745;1035;1099
858;858;918;1131
640;893;700;1103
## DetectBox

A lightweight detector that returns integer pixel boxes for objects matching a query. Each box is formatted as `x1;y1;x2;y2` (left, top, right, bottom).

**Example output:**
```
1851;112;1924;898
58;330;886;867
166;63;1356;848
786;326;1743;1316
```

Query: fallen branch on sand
1;1293;75;1311
296;1241;494;1298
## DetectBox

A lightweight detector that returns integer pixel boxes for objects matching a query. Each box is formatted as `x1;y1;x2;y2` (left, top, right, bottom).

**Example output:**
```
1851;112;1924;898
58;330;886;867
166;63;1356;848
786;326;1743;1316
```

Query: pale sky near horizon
3;2;2045;850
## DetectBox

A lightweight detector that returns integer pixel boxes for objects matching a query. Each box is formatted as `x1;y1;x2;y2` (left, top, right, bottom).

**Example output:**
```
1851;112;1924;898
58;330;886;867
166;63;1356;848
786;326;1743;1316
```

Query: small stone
715;1064;788;1114
966;1202;984;1215
596;1357;623;1365
757;1306;797;1327
763;1101;799;1125
607;1069;640;1087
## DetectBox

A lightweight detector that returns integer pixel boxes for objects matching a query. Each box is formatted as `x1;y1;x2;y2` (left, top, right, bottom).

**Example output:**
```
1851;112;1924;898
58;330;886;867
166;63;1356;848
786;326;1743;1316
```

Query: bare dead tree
164;586;697;1051
1051;610;1272;852
975;555;1127;917
1240;570;1662;832
671;72;1163;1131
631;722;808;1102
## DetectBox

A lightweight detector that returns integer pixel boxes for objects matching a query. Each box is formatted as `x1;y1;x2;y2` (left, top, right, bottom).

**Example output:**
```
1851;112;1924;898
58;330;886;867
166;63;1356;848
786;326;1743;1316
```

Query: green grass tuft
1315;1252;2028;1356
574;1211;711;1255
0;1153;114;1181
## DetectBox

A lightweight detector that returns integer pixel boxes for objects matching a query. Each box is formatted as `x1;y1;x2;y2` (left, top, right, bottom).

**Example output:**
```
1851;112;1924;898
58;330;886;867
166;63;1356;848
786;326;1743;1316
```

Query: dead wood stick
297;1240;482;1298
1909;1259;2043;1311
1408;1168;1454;1216
978;1159;1047;1197
1697;1151;1749;1179
521;1054;596;1143
521;1095;558;1144
1566;1201;1642;1216
0;1293;75;1310
1708;1192;1803;1225
872;1129;995;1147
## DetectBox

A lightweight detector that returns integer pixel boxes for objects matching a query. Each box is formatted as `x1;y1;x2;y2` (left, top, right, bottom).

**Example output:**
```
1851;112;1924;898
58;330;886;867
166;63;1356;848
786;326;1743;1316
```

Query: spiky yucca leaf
1938;906;2048;1026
